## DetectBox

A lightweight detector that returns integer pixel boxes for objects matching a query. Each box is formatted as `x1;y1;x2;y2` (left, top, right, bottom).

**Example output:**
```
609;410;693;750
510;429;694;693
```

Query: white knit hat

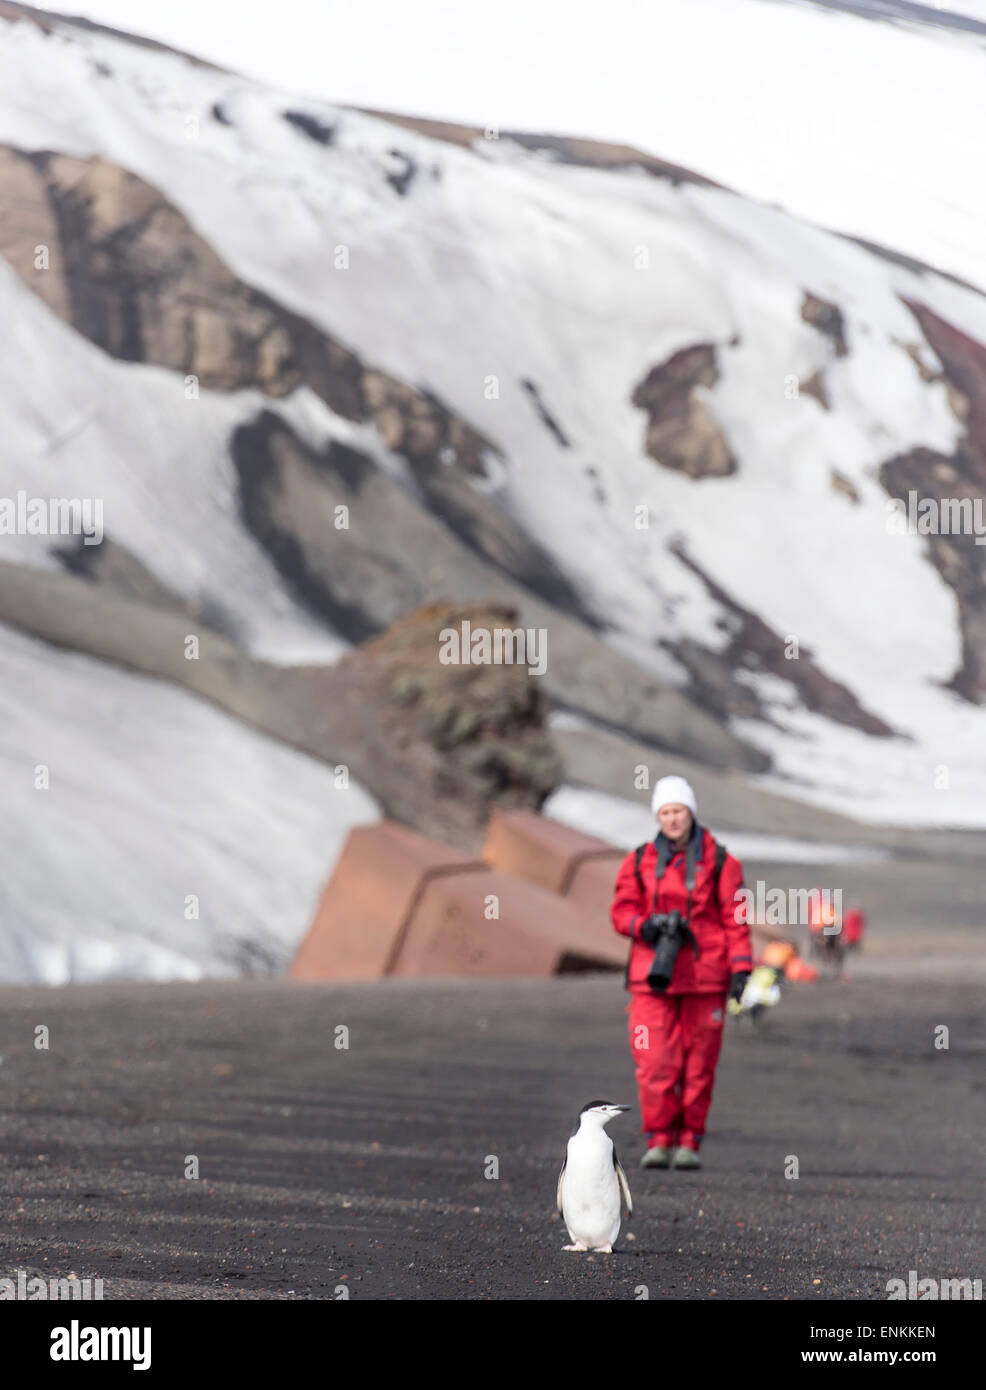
651;775;697;818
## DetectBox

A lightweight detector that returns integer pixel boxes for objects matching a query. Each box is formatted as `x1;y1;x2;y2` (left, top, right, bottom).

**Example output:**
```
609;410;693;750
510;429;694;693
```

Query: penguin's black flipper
556;1157;567;1215
613;1146;633;1216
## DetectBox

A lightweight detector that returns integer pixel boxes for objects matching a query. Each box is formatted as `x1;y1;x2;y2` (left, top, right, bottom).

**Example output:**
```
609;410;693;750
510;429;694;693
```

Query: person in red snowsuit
842;906;865;950
610;776;752;1170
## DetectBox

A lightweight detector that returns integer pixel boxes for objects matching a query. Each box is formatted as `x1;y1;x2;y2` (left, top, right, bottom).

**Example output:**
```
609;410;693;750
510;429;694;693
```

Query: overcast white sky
52;0;986;286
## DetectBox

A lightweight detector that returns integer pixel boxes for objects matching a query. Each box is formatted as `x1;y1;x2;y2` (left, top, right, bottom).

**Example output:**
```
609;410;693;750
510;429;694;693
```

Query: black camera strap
684;833;697;892
648;836;673;910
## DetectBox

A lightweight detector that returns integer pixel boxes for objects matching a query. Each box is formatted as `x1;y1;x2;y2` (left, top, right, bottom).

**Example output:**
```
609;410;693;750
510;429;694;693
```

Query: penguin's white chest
562;1130;621;1246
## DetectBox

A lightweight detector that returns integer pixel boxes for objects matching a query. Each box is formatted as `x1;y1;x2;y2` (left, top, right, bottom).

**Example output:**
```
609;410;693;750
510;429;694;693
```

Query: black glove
638;915;663;944
728;972;750;1003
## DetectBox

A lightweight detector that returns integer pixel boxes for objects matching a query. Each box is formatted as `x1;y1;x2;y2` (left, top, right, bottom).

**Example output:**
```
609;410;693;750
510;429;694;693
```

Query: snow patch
0;622;380;984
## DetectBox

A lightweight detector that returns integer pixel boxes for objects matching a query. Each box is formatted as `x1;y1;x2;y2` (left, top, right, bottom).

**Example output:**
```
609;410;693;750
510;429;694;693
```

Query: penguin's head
578;1100;631;1128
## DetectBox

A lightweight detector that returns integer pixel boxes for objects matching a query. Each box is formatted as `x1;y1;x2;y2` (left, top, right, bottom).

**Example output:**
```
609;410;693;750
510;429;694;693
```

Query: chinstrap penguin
556;1100;633;1252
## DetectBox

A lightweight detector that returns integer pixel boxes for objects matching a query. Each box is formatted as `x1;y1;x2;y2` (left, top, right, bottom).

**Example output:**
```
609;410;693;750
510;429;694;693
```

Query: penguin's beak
613;1105;631;1112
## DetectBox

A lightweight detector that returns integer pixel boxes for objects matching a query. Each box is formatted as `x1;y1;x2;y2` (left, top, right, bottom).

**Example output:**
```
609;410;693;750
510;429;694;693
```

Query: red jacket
611;826;752;994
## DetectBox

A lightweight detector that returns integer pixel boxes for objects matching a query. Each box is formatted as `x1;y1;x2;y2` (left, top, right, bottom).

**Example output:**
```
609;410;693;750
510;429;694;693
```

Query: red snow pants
627;990;728;1150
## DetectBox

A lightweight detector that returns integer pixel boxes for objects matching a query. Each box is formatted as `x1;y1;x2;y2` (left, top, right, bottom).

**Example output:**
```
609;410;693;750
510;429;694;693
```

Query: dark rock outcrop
231;411;602;636
830;469;860;504
283;110;335;145
0;146;468;440
521;378;571;448
631;343;737;478
880;299;986;703
800;292;848;357
383;148;416;196
878;445;986;703
338;600;563;826
668;543;898;736
799;369;830;409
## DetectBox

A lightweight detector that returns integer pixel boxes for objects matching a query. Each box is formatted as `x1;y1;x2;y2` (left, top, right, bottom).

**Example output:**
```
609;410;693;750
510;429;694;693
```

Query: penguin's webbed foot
562;1241;590;1251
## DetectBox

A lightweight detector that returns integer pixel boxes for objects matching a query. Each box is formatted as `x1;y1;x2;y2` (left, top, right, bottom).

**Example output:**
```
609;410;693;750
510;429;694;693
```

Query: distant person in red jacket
842;906;866;950
610;776;752;1170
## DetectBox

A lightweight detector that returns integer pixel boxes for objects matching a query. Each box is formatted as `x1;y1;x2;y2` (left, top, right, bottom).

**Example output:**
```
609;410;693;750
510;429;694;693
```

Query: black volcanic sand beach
0;967;982;1301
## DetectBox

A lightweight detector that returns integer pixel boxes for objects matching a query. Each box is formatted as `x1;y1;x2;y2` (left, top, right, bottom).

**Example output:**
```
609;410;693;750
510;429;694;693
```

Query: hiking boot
640;1146;672;1169
671;1146;702;1170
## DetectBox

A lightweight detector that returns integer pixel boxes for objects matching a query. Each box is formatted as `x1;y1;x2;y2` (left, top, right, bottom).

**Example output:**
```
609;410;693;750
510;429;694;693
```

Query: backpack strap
626;841;658;991
633;837;672;906
633;842;646;895
712;839;727;900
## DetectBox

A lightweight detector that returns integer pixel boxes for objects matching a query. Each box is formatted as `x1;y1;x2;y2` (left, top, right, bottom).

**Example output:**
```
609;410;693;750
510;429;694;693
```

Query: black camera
644;910;692;992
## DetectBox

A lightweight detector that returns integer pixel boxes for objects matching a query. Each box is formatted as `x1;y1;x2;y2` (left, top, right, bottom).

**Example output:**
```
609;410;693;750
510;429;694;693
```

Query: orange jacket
807;890;839;935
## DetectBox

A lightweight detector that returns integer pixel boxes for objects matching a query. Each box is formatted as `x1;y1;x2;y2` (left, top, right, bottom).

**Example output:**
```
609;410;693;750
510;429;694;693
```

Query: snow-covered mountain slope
802;0;986;35
0;622;380;984
2;7;986;829
44;0;986;291
0;255;352;663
